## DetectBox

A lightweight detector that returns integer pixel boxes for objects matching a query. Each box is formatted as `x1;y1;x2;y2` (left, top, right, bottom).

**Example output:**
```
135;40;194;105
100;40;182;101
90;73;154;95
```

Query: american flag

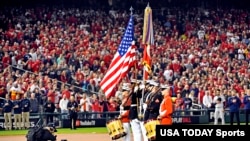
100;15;136;98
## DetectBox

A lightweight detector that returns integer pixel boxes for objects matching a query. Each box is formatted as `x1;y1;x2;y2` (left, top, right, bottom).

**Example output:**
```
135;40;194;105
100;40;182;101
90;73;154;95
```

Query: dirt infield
0;133;118;141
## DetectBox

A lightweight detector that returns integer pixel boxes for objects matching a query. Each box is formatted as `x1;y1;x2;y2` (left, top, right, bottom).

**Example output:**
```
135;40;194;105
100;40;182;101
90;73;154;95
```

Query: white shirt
17;60;24;69
9;85;22;93
213;95;225;104
79;98;91;112
59;98;69;111
30;84;39;93
215;102;224;110
163;69;173;81
29;52;37;61
197;30;205;40
203;95;213;108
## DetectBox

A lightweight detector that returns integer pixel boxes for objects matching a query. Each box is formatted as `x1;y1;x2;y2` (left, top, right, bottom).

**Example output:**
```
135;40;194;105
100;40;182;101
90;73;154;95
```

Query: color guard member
129;80;143;141
140;80;152;141
158;85;173;125
142;80;153;121
147;81;163;120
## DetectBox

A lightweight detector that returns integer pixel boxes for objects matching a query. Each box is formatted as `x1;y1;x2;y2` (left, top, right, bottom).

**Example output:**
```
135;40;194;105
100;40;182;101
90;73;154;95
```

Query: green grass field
0;127;108;136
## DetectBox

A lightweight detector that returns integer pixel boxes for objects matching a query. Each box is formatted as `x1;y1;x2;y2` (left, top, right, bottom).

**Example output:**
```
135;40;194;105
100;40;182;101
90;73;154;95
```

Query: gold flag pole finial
130;6;134;15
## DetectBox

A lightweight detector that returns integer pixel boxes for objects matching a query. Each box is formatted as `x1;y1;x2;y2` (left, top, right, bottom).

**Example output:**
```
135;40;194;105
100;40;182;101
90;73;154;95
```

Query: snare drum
106;118;126;140
144;119;160;141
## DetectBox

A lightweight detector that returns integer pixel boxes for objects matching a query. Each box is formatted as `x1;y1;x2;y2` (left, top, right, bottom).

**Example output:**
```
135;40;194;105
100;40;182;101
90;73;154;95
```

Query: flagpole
140;56;146;118
140;3;152;119
140;3;149;118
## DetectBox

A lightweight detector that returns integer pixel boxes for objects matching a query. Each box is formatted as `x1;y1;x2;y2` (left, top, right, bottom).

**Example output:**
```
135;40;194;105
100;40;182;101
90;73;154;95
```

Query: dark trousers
143;110;149;121
246;109;250;125
230;111;240;125
148;112;159;120
46;114;53;124
69;112;78;129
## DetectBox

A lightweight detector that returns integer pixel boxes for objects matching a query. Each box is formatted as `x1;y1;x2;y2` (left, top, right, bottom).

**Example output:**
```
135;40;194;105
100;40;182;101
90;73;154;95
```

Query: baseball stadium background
1;0;250;141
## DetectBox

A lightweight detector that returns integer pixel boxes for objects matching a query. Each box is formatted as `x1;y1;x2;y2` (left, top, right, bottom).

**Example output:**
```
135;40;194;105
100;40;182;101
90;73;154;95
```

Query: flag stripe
100;16;135;97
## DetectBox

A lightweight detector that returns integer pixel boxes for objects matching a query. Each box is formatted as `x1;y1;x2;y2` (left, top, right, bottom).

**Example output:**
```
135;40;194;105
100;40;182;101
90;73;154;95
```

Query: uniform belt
131;104;137;107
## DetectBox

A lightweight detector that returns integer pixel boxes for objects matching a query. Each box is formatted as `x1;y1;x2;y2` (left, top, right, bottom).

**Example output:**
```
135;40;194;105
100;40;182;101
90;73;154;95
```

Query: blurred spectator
183;93;192;115
59;94;69;119
202;90;213;109
79;93;91;119
29;93;39;114
90;94;100;119
44;97;56;124
174;93;183;116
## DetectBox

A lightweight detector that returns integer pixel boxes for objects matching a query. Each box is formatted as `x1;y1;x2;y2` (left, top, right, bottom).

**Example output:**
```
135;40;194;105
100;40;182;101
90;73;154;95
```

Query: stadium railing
0;108;248;130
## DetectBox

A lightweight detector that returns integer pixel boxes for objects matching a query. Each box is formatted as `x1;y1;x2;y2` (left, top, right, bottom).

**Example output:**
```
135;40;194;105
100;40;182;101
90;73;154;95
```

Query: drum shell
106;119;126;140
144;119;160;140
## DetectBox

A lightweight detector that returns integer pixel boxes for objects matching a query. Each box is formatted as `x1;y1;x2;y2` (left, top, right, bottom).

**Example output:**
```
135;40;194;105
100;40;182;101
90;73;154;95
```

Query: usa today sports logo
156;125;250;140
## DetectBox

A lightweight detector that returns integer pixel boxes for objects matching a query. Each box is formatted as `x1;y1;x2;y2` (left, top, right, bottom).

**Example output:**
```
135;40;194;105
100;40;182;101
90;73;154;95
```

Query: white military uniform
140;91;152;141
130;84;143;141
214;98;225;125
139;103;148;141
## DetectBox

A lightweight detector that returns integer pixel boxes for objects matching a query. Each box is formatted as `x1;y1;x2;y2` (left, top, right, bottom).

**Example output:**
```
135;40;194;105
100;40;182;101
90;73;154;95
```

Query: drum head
107;119;115;124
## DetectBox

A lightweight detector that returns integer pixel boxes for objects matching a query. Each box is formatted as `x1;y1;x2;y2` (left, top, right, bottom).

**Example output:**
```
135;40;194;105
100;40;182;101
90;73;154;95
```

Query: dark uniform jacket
128;90;142;120
67;101;78;114
3;99;13;113
21;98;31;112
147;92;163;119
13;99;22;114
44;101;56;113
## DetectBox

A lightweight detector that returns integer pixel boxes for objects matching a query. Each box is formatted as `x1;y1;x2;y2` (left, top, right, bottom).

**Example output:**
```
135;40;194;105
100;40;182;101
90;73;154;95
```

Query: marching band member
158;85;173;125
147;81;163;120
129;80;143;141
119;84;131;141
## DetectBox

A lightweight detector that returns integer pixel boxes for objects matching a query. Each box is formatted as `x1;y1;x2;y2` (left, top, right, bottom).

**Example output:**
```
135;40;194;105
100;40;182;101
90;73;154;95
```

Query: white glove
134;119;140;123
143;103;147;110
120;106;124;110
134;86;138;92
139;84;145;89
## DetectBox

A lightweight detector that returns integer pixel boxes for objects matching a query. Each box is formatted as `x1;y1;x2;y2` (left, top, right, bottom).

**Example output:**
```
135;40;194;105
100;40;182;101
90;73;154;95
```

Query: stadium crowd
1;4;250;129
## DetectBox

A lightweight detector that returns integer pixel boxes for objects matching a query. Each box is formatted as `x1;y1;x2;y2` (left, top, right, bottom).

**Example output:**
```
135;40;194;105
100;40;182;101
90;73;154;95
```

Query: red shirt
62;89;71;100
2;56;10;68
47;90;55;103
108;102;117;112
92;99;100;112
